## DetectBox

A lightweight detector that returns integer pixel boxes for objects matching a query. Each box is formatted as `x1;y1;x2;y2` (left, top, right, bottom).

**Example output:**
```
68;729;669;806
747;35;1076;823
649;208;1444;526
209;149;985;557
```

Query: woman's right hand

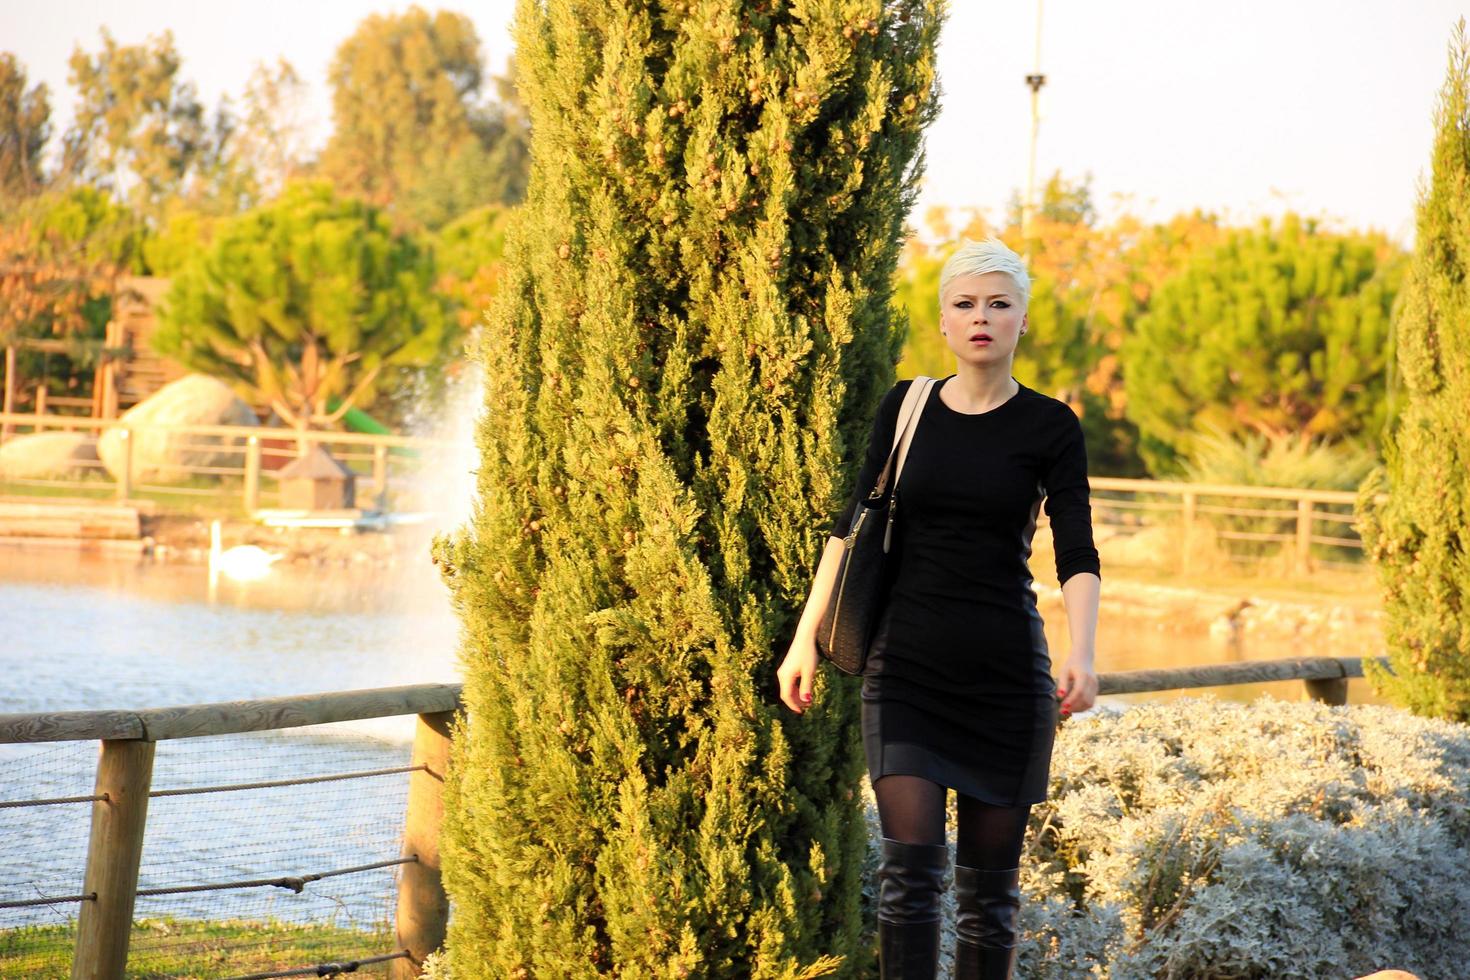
777;633;819;714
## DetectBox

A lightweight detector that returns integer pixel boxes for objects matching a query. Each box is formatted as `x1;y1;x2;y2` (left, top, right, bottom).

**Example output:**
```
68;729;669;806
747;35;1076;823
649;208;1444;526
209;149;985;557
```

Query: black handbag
815;377;936;674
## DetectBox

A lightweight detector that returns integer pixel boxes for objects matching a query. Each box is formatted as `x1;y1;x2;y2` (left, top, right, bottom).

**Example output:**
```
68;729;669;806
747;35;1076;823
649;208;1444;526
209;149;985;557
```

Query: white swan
209;519;283;582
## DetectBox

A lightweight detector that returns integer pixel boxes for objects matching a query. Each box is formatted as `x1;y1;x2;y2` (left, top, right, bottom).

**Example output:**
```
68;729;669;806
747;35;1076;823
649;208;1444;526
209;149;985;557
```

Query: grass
0;916;396;979
0;475;254;519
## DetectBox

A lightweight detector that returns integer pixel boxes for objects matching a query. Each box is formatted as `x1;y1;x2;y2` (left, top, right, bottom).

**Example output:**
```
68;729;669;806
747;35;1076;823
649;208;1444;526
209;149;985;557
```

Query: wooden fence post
1295;498;1314;575
73;739;155;980
115;429;133;503
1180;491;1197;577
2;345;15;445
1304;676;1349;705
392;711;454;979
35;384;47;418
373;444;390;511
243;436;262;514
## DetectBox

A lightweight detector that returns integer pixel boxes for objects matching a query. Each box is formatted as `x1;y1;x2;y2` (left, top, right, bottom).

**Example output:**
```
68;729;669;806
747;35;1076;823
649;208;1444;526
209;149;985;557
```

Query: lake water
0;545;1380;957
0;547;459;965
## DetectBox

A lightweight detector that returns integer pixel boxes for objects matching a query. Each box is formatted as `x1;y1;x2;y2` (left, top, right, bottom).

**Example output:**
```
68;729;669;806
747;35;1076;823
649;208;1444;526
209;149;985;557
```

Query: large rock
98;375;258;484
0;431;100;479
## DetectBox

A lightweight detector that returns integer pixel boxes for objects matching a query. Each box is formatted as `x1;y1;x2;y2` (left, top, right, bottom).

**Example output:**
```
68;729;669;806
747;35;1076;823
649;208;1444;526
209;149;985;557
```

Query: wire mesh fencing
2;724;422;978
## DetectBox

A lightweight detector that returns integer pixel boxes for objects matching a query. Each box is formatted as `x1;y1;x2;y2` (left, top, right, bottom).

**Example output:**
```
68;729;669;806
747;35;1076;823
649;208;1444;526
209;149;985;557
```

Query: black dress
829;375;1101;807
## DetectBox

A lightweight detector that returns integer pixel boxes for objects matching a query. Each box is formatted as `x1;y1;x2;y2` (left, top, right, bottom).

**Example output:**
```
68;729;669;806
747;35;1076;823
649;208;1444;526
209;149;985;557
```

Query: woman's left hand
1056;657;1098;717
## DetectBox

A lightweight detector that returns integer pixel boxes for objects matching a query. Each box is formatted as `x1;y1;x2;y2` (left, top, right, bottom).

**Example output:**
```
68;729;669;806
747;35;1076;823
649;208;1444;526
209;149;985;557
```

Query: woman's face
939;271;1027;366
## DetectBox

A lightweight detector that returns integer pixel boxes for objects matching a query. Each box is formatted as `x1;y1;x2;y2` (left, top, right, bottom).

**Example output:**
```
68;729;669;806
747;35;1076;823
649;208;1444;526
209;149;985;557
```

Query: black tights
874;773;1030;870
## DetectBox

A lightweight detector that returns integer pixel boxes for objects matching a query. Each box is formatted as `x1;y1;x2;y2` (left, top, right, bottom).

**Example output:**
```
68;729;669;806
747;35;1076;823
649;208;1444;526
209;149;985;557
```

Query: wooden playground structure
1;276;187;431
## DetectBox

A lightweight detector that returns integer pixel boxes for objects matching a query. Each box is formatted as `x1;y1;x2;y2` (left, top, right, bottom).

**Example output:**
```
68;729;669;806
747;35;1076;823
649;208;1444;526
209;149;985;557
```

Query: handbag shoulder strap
871;376;935;498
892;376;935;490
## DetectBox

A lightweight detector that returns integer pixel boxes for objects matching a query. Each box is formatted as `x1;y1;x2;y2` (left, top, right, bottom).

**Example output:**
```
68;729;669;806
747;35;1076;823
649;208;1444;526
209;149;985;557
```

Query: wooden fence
1088;476;1380;576
0;412;459;516
0;685;460;980
2;411;1383;575
0;656;1386;978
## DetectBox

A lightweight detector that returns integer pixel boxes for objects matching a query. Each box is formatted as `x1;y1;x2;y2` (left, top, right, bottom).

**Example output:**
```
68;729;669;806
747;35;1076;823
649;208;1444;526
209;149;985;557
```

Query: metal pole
1022;0;1046;245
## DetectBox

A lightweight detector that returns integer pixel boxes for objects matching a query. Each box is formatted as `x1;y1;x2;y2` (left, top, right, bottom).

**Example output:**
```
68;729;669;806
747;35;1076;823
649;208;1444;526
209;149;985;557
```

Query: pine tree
433;0;943;974
1123;212;1404;477
1355;19;1470;721
154;180;447;431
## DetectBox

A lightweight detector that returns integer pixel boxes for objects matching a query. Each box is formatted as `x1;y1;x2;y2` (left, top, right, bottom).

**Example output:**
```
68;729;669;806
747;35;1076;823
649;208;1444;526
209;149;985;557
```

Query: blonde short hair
938;237;1031;309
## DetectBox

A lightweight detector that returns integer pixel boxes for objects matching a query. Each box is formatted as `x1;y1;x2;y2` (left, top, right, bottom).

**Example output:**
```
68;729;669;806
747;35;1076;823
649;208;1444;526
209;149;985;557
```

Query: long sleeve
1042;405;1101;587
828;380;912;539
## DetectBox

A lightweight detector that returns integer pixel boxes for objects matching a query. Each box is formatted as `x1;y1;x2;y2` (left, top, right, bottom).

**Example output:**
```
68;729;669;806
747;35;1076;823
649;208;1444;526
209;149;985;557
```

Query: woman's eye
991;301;1010;309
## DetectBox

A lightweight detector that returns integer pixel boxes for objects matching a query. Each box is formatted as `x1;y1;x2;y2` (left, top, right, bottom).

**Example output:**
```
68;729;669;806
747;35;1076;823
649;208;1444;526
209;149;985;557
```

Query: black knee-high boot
951;864;1020;979
876;837;948;979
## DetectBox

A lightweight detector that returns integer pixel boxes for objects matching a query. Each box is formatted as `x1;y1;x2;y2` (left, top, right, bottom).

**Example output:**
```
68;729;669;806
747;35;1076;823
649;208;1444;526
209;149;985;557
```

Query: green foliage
434;0;944;974
61;29;211;219
22;185;146;271
0;53;51;202
154;180;448;427
1122;212;1405;477
0;186;142;397
1180;422;1378;492
1177;421;1379;564
432;203;510;333
319;7;528;229
140;207;215;276
1356;19;1470;722
893;177;1150;476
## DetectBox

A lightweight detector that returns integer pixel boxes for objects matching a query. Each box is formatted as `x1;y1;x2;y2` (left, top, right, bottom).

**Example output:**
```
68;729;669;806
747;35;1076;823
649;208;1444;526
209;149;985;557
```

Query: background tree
187;57;314;215
0;53;51;202
1356;19;1470;722
61;29;210;220
319;7;528;229
432;0;943;973
0;187;143;402
433;203;509;334
153;180;448;432
0;183;142;402
893;183;1223;477
1122;212;1405;476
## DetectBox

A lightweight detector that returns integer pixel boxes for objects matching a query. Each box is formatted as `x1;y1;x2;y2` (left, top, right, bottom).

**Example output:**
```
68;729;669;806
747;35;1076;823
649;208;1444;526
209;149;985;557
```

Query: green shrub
1176;421;1378;566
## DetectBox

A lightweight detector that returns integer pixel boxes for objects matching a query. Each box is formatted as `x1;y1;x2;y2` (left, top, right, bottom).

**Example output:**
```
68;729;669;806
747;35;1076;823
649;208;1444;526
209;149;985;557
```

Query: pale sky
5;0;1467;245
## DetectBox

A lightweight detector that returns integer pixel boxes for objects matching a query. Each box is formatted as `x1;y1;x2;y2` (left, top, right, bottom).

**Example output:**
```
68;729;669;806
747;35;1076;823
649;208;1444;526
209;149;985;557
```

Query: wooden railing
0;411;458;515
1086;476;1380;576
3;409;1382;576
0;657;1388;978
0;685;461;980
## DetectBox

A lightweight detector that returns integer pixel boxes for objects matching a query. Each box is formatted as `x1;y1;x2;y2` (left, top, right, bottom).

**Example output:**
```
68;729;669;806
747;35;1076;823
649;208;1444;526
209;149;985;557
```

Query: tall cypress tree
433;0;942;974
1356;19;1470;721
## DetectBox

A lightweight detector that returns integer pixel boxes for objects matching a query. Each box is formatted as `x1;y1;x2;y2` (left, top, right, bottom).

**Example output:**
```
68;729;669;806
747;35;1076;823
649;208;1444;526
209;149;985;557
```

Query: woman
777;237;1102;979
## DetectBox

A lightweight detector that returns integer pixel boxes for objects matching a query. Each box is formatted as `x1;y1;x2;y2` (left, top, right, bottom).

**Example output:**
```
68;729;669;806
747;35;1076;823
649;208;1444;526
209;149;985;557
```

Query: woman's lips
969;336;992;345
